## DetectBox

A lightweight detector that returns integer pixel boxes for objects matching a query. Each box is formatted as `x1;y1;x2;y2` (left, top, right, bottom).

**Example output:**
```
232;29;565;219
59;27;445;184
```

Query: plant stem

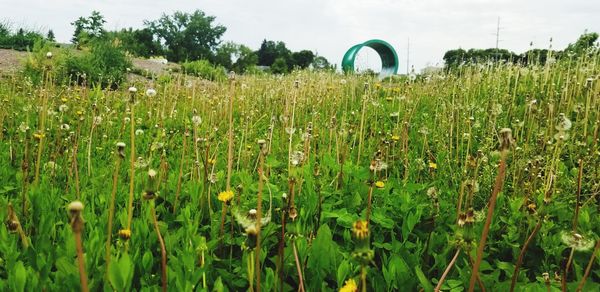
255;150;265;292
435;249;461;292
292;239;305;292
510;219;542;292
150;202;167;292
576;240;600;292
105;156;121;277
468;150;508;292
126;104;135;231
361;265;367;292
173;130;187;213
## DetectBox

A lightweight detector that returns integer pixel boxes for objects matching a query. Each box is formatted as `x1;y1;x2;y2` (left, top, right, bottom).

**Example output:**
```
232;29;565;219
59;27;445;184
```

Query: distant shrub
181;60;226;81
0;22;47;51
63;40;131;88
22;39;131;89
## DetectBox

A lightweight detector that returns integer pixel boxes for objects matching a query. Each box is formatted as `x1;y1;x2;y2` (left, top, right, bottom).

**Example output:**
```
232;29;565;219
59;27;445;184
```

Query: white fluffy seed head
68;201;84;212
146;88;157;97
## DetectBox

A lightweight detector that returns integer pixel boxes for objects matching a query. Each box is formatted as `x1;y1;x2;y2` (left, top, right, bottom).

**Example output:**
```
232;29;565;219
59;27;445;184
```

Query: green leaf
11;261;26;292
308;224;338;280
142;251;153;271
415;266;433;292
109;253;133;291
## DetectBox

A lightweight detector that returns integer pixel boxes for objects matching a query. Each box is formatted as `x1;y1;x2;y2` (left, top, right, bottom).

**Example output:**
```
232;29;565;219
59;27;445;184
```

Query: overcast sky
1;0;598;72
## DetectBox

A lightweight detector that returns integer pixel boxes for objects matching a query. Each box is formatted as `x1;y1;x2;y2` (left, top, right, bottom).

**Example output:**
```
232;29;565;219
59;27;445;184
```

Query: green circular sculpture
342;39;399;78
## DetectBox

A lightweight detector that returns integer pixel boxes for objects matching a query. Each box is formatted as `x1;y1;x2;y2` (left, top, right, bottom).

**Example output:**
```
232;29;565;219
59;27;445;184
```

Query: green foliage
0;23;47;51
181;59;227;81
107;28;162;58
2;32;599;292
71;10;107;47
145;10;226;63
291;50;315;69
270;57;288;74
22;39;131;88
443;32;599;69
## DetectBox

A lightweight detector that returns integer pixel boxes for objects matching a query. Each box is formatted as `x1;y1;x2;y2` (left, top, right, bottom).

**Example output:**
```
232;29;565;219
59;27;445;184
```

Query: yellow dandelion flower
76;110;83;116
61;97;68;103
375;181;385;189
118;229;131;240
339;278;358;292
385;96;393;101
208;158;216;165
429;162;437;170
218;190;234;203
352;220;369;239
33;132;45;140
391;135;400;141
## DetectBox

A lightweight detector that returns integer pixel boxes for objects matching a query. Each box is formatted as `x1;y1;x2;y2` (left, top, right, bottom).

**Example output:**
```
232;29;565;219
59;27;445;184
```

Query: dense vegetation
0;42;599;292
443;32;599;69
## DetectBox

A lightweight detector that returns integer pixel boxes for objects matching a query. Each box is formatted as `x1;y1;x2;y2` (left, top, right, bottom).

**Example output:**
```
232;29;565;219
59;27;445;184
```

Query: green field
1;51;599;292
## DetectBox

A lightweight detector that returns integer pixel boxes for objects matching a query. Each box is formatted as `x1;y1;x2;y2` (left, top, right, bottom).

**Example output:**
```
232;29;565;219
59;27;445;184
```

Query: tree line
442;32;599;69
71;10;332;74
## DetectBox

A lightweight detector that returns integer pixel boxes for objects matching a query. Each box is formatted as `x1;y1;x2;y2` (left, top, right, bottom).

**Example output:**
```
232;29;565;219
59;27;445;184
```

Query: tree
145;10;226;62
46;30;55;42
71;11;106;47
107;28;162;57
270;57;288;74
232;44;258;73
256;40;291;67
311;55;332;70
214;41;239;69
213;42;258;73
291;50;315;69
565;31;598;56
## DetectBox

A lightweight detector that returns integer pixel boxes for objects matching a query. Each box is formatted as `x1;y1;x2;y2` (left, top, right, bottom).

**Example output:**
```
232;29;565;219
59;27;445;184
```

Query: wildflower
369;160;388;172
93;116;102;126
429;161;437;170
128;86;137;93
233;207;271;237
560;231;595;251
59;104;69;112
192;115;202;126
116;142;126;158
290;151;305;166
340;79;347;85
427;187;437;198
374;181;385;189
352;220;369;240
46;51;53;59
145;88;157;97
339;278;358;292
542;272;550;284
118;229;131;240
135;129;144;136
18;122;29;133
33;132;45;141
285;127;296;135
391;135;400;141
218;190;234;204
555;113;572;131
499;128;514;151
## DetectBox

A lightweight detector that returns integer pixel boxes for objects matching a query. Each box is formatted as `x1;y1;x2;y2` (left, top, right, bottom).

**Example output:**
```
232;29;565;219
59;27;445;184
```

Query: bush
63;40;131;88
0;23;47;51
22;39;132;89
181;60;226;81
